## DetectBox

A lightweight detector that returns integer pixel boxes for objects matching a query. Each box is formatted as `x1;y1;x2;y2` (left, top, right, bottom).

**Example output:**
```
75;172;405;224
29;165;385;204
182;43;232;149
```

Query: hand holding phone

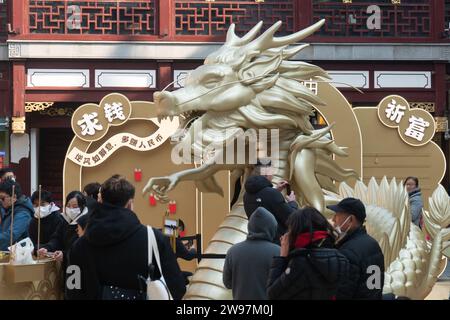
286;183;291;195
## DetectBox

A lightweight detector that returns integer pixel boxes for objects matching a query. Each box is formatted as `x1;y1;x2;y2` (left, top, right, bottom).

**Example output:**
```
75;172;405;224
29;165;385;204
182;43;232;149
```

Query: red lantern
134;168;142;182
149;193;157;206
169;200;177;214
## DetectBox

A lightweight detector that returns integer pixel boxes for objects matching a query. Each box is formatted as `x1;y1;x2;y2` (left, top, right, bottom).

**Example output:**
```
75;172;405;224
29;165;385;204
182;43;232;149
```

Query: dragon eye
203;78;219;89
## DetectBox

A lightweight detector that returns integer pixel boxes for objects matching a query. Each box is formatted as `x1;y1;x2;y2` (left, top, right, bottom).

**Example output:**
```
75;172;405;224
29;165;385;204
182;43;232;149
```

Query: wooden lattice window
175;0;295;36
29;0;157;35
312;0;432;39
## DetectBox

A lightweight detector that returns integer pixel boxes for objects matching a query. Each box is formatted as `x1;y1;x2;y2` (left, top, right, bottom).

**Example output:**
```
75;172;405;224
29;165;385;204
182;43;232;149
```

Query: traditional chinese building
0;0;449;203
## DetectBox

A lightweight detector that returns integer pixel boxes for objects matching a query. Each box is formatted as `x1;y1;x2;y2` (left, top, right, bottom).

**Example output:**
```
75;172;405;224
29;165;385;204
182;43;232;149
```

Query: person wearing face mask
28;190;63;247
0;180;33;251
37;191;88;265
66;175;186;300
327;197;385;300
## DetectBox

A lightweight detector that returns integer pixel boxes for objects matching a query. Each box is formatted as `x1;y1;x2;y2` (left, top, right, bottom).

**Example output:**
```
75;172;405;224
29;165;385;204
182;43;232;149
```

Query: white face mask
335;215;352;241
65;207;81;221
34;204;53;219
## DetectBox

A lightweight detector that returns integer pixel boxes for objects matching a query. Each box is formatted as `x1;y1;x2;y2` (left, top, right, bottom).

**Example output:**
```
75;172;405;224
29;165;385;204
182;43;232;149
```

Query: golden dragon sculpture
143;20;450;299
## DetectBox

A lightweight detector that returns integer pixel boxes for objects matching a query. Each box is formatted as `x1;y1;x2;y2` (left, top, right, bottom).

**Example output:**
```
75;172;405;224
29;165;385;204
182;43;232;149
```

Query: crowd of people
0;164;429;300
224;163;386;300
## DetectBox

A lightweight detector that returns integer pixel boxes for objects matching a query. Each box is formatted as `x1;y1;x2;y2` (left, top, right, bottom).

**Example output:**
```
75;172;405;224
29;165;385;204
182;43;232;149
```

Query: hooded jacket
223;207;280;300
243;176;298;243
28;205;63;247
408;188;423;227
66;202;186;300
336;226;385;300
267;242;350;300
0;195;33;251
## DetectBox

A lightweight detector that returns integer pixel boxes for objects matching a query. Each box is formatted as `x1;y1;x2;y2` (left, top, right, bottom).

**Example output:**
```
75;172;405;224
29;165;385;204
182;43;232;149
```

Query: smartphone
286;183;291;194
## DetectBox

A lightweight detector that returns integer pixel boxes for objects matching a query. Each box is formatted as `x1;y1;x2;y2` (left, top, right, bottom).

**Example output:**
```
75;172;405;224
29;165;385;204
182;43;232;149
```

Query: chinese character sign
77;112;103;136
385;99;406;124
104;102;126;123
68;93;180;167
404;116;430;142
71;93;132;142
378;95;435;146
67;118;179;167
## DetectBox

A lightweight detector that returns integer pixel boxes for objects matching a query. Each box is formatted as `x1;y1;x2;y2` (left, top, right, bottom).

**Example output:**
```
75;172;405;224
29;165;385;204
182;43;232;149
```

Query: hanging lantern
169;200;177;214
134;168;142;182
149;193;157;206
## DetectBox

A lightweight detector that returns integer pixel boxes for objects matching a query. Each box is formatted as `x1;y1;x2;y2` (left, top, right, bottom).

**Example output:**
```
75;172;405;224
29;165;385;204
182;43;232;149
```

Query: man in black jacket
29;190;63;247
244;163;298;243
328;197;385;300
66;175;186;300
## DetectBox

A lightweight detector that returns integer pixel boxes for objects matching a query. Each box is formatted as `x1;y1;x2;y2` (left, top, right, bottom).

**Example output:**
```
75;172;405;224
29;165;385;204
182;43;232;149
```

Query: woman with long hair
267;207;349;300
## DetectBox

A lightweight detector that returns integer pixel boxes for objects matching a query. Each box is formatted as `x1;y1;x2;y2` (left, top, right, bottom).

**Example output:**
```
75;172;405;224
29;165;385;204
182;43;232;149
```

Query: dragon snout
154;91;176;114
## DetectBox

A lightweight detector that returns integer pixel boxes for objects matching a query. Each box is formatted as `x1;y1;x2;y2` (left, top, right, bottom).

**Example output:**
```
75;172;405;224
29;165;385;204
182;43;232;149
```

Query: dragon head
154;20;329;134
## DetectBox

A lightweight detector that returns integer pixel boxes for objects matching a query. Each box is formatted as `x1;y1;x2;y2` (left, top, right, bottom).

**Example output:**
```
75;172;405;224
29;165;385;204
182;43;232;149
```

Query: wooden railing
4;0;448;42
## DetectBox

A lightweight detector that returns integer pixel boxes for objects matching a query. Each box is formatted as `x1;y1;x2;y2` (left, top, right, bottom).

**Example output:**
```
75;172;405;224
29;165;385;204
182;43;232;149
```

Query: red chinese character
122;136;130;144
93;155;101;163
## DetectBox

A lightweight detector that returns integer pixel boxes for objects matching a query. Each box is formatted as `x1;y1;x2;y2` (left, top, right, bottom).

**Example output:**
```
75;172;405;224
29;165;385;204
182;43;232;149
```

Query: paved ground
425;259;450;300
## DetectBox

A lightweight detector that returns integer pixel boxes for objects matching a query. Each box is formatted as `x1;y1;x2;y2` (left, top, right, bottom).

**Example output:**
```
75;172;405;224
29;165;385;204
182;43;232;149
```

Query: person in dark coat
37;191;88;265
83;182;101;211
0;168;16;183
224;207;280;300
75;212;90;238
243;163;298;244
172;219;197;286
267;207;349;300
404;176;424;228
0;180;33;250
328;197;385;300
28;190;63;247
66;175;186;300
175;219;197;261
